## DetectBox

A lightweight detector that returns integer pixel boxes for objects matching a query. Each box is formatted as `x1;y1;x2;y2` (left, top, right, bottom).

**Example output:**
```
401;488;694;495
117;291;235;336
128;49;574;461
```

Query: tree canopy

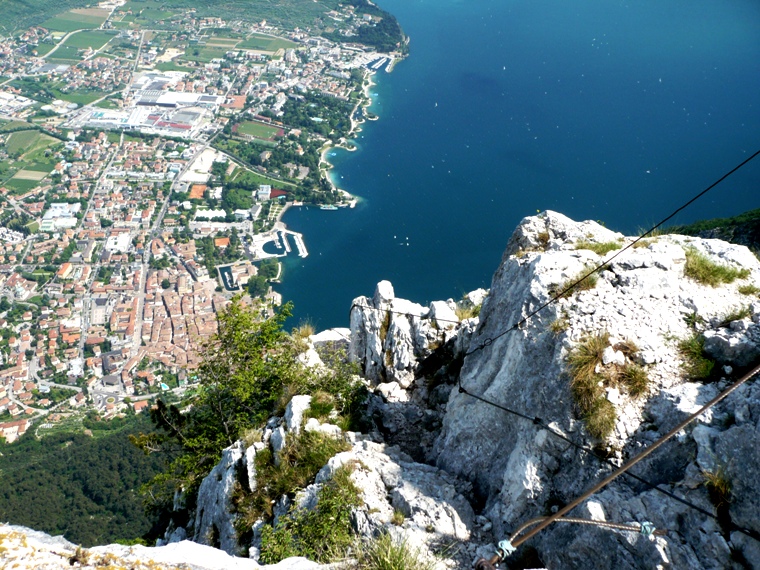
0;414;166;547
132;297;369;538
132;299;302;503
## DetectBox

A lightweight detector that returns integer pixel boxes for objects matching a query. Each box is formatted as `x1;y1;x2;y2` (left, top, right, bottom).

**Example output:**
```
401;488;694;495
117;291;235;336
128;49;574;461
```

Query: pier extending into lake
249;228;308;259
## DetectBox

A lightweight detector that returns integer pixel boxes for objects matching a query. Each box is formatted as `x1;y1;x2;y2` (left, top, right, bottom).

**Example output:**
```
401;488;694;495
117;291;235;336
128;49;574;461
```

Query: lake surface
278;0;760;329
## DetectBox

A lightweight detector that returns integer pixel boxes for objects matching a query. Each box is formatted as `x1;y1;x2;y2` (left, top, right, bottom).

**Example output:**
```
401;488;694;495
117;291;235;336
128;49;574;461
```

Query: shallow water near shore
279;0;760;329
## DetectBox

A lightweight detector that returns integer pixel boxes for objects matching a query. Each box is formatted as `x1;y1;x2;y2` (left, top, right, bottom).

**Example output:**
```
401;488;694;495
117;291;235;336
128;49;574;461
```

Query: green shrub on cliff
259;464;361;563
132;299;300;500
132;297;367;518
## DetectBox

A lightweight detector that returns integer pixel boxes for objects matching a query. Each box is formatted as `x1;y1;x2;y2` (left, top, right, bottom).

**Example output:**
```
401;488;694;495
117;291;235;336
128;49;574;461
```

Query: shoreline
265;55;403;297
316;66;383;208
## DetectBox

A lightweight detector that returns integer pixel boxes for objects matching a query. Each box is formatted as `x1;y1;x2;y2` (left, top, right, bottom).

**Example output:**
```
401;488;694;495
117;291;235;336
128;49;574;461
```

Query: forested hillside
0;414;166;547
0;0;89;32
671;208;760;252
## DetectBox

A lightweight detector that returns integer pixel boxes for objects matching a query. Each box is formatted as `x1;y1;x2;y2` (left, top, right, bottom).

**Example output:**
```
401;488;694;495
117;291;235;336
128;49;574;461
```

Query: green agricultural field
6;130;43;155
154;61;194;72
135;7;175;21
46;45;82;62
238;33;297;52
162;0;342;30
41;16;100;33
34;43;56;56
95;99;120;109
182;45;230;63
237;121;281;140
121;0;167;12
23;160;57;172
55;91;110;106
63;30;116;50
41;8;109;32
0;121;31;132
11;74;115;105
4;177;41;194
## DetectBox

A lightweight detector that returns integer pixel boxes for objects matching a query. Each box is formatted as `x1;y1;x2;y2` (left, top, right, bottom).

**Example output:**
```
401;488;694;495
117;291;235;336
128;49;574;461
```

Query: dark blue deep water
278;0;760;329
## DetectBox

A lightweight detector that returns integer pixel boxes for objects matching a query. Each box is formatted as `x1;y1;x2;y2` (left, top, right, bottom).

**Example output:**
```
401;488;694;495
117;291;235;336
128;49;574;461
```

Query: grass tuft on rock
568;333;609;391
567;332;618;439
703;465;732;508
737;283;760;296
305;391;336;421
683;247;750;287
357;531;435;570
292;322;315;341
455;303;481;320
613;339;639;359
574;240;622;256
232;430;350;535
551;266;599;299
582;398;617;440
632;237;658;249
380;310;391;343
619;363;650;398
678;333;715;381
738;284;760;296
549;316;569;335
718;306;751;327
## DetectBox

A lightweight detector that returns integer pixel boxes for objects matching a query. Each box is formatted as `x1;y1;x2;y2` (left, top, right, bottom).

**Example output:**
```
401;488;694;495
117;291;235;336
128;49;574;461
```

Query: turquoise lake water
278;0;760;329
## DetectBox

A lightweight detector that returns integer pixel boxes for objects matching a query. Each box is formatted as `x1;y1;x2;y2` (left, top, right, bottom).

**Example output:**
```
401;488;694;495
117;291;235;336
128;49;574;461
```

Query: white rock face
349;280;477;389
433;211;760;568
314;439;476;556
310;328;351;349
193;442;245;555
429;300;459;329
0;524;328;569
284;395;312;434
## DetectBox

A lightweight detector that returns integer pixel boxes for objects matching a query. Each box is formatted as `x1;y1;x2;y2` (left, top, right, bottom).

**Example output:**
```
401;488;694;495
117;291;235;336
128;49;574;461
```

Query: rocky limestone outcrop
0;523;329;570
433;211;760;568
167;368;484;567
348;280;483;461
193;442;245;553
348;280;483;390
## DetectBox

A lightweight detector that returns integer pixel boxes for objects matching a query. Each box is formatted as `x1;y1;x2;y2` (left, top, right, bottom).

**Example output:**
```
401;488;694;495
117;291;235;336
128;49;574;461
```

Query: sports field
206;38;240;48
236;121;282;140
12;170;48;181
